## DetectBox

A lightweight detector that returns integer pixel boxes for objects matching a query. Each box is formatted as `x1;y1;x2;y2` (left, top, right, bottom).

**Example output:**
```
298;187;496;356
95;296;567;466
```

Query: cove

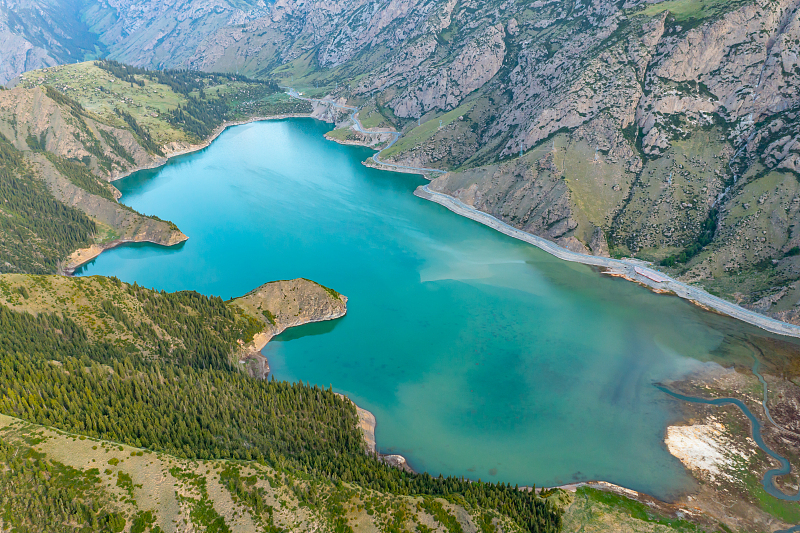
77;118;800;501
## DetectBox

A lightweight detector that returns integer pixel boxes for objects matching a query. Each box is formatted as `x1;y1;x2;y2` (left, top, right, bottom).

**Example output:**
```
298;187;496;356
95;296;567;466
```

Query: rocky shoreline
415;185;800;339
292;90;800;339
230;278;348;380
338;395;415;474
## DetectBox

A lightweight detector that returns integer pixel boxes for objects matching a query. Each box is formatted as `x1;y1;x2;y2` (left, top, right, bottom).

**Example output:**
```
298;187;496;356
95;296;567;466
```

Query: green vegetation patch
0;276;562;533
97;60;280;141
0;437;125;532
634;0;752;23
744;474;800;525
570;488;705;532
0;134;95;274
382;102;475;159
45;153;116;201
420;498;464;533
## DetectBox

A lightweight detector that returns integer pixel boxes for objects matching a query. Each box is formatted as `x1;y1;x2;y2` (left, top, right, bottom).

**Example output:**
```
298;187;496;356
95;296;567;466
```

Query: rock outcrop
230;278;348;378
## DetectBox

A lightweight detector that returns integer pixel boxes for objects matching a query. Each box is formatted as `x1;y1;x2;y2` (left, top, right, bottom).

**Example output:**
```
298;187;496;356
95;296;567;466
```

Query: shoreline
64;236;188;275
336;394;415;474
108;113;315;183
415;185;800;339
55;100;797;530
67;112;315;274
286;89;800;339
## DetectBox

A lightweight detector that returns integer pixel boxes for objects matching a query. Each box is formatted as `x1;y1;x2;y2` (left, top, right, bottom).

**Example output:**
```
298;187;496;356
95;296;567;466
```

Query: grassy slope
0;273;569;533
0;410;726;533
14;61;309;148
0;413;525;533
0;273;716;533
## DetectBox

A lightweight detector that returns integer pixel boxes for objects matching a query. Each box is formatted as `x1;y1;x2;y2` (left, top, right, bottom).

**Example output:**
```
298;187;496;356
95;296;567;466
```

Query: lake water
77;118;799;500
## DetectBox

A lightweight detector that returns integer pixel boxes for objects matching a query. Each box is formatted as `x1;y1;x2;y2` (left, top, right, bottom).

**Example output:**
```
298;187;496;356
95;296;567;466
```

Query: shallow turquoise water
78;118;799;500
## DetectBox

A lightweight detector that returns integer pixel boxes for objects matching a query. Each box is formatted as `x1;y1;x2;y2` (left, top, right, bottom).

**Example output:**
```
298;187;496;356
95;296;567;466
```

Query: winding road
287;88;800;525
287;89;446;176
286;88;800;340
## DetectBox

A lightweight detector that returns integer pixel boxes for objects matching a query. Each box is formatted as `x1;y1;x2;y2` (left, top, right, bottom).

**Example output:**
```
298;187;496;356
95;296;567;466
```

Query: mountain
0;0;106;84
4;0;798;321
0;272;566;533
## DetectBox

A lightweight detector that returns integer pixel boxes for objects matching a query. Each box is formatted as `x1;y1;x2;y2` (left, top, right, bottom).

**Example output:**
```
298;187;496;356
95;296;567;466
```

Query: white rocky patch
665;419;754;483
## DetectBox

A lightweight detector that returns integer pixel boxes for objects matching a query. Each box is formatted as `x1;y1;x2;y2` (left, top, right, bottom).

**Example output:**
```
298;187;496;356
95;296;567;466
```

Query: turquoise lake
77;118;800;500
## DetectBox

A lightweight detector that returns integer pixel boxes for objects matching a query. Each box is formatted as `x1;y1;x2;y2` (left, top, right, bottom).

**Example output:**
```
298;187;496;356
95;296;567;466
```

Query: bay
78;118;799;499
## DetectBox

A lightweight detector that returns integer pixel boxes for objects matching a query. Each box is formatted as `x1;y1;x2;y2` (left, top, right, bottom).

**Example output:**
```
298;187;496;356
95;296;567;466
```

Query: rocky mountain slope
0;0;106;84
0;0;272;84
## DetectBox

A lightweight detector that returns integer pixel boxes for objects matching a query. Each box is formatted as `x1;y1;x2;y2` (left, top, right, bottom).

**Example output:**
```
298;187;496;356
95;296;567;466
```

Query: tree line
95;59;281;141
0;438;127;532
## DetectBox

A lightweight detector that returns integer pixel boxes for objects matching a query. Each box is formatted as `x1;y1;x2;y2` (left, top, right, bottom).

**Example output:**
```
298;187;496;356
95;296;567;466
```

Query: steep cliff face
83;0;269;69
0;0;269;83
0;0;106;84
0;83;186;274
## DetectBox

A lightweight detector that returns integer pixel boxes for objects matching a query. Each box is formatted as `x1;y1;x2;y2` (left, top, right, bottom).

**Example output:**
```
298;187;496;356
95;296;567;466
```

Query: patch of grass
744;474;800;525
419;498;463;533
307;279;343;301
577;488;703;531
326;127;361;142
634;0;751;23
382;102;475;159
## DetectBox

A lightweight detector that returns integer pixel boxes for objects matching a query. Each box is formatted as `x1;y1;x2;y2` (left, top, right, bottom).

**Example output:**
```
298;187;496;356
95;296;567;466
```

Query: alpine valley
0;0;798;532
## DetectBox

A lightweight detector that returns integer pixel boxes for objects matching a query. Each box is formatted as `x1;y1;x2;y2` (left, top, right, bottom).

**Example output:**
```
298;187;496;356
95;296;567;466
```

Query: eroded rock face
389;23;506;117
0;86;158;173
0;0;106;84
4;0;800;310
